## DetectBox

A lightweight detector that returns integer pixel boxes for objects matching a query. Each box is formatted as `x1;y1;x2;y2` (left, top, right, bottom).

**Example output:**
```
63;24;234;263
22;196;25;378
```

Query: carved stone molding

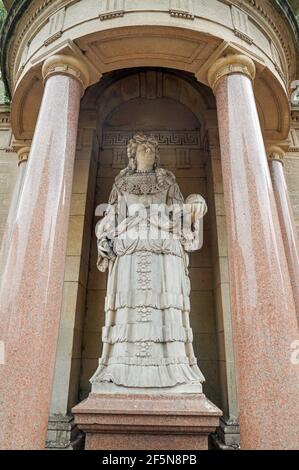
176;148;191;169
244;0;296;81
291;108;299;128
102;130;201;148
231;5;253;45
112;148;127;169
0;108;11;130
12;139;31;165
42;54;90;92
17;146;31;166
99;0;125;21
44;7;66;46
207;54;256;91
76;127;95;150
1;0;297;102
169;0;194;20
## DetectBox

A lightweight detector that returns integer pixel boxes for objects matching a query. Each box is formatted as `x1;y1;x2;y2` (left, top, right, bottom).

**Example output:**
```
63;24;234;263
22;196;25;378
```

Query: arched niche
78;68;222;407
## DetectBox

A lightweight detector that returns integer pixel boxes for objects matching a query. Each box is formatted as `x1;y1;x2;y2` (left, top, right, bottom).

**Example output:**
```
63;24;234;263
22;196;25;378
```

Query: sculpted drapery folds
91;132;207;390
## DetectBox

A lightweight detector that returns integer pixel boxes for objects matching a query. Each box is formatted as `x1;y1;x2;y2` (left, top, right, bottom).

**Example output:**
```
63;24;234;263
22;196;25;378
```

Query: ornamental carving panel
169;0;194;20
44;8;66;46
99;0;125;20
103;130;201;148
231;5;253;44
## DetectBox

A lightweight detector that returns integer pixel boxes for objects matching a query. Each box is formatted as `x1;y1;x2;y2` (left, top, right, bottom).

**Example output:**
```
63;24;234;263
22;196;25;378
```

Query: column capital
12;140;31;166
42;54;90;92
17;147;31;166
208;54;256;91
266;145;285;166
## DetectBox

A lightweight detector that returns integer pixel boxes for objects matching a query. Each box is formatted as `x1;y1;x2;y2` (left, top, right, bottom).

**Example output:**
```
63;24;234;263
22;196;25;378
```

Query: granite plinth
73;392;222;450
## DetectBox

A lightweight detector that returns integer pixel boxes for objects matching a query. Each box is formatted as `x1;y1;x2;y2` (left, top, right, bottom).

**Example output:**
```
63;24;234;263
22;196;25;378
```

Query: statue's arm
95;185;119;272
183;194;207;252
166;181;184;206
167;183;207;252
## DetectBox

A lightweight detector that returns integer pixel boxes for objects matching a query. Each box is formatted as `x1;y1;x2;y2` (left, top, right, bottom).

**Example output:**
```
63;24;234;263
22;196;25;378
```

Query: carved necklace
115;171;170;195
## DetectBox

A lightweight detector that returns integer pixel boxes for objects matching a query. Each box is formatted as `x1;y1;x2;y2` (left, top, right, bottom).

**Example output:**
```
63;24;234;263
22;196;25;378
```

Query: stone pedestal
73;393;221;450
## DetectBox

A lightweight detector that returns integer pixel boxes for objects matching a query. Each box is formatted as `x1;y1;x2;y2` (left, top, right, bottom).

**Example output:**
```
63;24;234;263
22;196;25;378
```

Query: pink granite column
0;55;89;449
208;55;299;450
267;146;299;322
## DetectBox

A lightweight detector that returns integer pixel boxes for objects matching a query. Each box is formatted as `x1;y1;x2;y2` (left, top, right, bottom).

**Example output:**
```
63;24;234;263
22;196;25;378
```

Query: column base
210;417;240;450
46;415;84;450
72;392;222;450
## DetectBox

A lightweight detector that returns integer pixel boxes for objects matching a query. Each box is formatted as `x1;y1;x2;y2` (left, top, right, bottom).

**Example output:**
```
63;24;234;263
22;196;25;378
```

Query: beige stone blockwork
189;244;212;268
189;267;213;291
82;330;102;359
284;155;299;233
214;193;226;216
0;138;18;243
79;358;98;399
214;257;230;287
70;193;88;216
214;216;228;257
206;135;238;430
67;358;82;411
190;291;215;333
193;333;218;362
72;160;91;194
210;158;224;194
49;126;97;437
214;282;232;334
197;359;221;408
218;359;238;421
64;255;89;288
177;177;207;199
83;289;106;331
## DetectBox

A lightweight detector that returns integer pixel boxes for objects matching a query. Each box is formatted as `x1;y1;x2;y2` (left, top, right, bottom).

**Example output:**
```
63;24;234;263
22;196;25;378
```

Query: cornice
243;0;298;79
1;0;38;99
1;0;298;99
273;0;299;46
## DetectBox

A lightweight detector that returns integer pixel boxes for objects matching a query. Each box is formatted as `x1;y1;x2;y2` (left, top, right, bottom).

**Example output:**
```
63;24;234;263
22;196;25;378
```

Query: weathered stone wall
285;109;299;234
0;106;18;244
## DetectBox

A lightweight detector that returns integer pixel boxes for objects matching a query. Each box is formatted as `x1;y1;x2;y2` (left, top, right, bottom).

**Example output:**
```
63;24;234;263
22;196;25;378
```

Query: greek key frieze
103;130;201;147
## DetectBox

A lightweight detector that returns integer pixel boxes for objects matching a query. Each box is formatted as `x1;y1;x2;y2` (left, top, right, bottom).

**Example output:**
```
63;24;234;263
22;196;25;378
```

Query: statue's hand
185;194;207;223
96;236;116;272
97;257;109;272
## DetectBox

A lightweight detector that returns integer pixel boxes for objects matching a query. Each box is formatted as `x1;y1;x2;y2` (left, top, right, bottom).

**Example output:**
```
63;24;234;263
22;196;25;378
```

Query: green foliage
0;1;7;30
0;71;9;104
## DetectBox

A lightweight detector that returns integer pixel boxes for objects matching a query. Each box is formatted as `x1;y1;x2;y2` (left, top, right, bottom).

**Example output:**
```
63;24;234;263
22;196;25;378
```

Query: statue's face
136;142;155;171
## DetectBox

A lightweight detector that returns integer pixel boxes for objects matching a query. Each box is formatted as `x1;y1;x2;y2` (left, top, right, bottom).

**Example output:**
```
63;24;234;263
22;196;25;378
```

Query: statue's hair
115;131;176;188
126;132;160;172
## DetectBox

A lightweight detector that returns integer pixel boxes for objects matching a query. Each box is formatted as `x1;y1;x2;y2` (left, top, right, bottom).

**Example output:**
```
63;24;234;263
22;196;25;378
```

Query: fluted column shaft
208;55;299;449
0;55;89;449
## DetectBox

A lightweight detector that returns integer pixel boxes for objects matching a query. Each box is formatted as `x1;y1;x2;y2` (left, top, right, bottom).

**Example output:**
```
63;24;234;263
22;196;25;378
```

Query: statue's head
127;132;159;172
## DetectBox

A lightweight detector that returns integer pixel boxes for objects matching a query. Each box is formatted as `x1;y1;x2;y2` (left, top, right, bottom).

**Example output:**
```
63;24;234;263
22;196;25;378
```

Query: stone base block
46;414;84;450
217;417;240;448
72;393;222;450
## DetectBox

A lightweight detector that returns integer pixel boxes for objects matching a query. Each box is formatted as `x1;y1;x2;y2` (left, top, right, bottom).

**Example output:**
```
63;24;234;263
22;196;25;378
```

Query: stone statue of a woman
91;132;207;393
